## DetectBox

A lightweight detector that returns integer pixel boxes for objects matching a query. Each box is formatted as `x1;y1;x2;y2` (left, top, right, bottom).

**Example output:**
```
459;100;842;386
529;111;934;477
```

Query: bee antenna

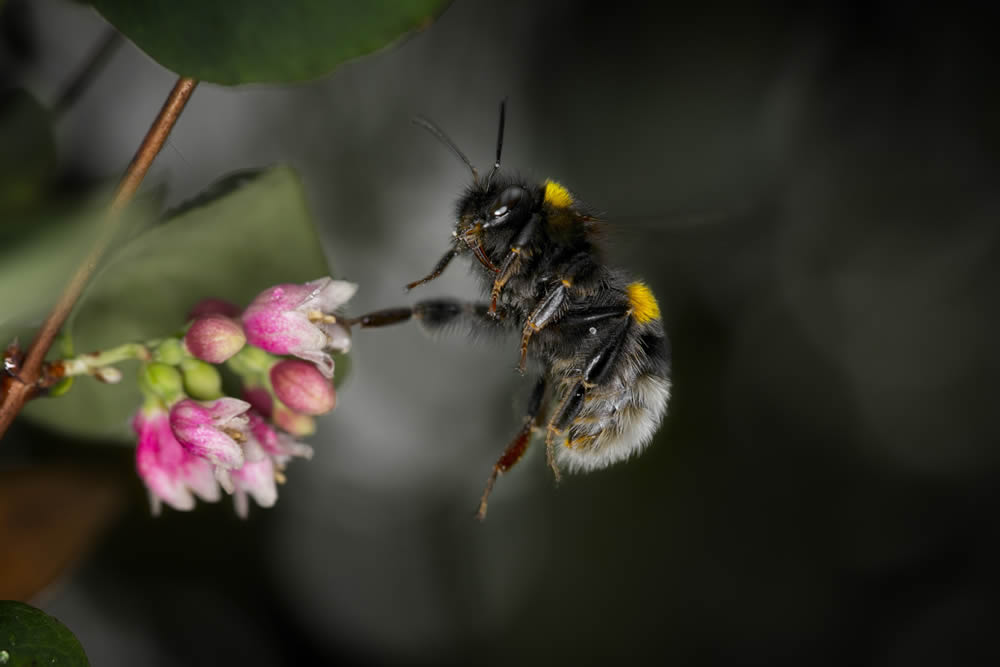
486;99;506;189
412;116;480;184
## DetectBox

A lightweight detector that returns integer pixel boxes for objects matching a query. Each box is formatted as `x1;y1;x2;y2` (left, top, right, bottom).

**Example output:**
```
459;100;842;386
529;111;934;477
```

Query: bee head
415;101;528;263
454;175;536;249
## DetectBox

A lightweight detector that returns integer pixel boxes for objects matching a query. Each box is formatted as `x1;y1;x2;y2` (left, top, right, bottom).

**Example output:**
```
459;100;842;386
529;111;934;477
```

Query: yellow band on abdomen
626;282;661;324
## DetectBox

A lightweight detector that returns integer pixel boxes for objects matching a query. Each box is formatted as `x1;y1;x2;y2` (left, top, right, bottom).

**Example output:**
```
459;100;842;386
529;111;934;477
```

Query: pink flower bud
185;315;246;364
134;405;220;514
189;298;241;319
241;278;356;378
269;359;336;416
272;403;316;437
169;398;251;470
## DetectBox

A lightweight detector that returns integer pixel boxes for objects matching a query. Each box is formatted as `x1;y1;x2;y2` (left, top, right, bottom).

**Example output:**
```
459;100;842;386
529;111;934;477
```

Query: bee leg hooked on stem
343;307;415;329
344;299;506;335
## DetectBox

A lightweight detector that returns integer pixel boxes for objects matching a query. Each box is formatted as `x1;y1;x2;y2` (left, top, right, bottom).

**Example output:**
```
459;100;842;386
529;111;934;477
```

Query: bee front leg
489;213;541;315
405;247;458;291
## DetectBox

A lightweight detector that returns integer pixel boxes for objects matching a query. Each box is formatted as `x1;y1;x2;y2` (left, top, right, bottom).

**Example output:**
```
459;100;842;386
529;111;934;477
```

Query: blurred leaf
332;351;350;390
0;196;157;347
0;466;125;602
0;89;56;215
22;166;331;441
0;600;89;666
90;0;450;85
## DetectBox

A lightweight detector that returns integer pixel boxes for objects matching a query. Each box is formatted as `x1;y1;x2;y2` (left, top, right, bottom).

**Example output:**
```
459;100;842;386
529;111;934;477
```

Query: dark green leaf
0;89;56;215
21;166;332;441
90;0;450;85
0;600;90;667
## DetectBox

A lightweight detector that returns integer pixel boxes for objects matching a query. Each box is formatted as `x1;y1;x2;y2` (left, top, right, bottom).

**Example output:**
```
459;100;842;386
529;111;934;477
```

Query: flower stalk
0;76;198;440
60;342;152;379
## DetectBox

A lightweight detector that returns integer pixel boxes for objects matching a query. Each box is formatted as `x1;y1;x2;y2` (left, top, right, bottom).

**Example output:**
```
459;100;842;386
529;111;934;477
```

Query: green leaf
0;195;157;349
0;600;90;667
21;166;332;441
90;0;450;85
0;89;56;215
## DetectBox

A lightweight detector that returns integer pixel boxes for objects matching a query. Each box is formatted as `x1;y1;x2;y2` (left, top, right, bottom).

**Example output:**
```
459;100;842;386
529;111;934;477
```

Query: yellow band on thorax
626;282;661;324
543;180;574;209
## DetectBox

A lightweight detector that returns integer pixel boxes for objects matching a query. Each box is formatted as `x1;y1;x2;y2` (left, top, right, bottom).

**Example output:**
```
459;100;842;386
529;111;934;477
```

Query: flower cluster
133;277;354;518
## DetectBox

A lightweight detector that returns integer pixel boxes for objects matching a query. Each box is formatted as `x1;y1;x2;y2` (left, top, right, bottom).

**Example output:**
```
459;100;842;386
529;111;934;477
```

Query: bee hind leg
543;318;632;476
476;375;547;521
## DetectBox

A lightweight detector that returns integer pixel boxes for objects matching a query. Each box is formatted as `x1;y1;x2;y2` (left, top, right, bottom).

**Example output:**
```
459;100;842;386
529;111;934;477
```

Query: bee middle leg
476;375;547;521
518;281;569;372
517;255;602;371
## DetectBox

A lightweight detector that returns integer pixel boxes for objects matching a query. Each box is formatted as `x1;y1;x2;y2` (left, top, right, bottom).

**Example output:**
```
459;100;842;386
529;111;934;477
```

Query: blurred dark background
2;0;999;664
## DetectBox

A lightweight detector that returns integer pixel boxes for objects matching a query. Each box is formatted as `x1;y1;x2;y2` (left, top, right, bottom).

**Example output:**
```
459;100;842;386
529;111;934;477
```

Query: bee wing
593;193;780;300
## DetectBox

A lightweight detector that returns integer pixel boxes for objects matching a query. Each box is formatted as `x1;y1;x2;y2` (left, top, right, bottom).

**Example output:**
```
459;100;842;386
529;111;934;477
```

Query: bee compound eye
501;186;526;207
491;186;527;219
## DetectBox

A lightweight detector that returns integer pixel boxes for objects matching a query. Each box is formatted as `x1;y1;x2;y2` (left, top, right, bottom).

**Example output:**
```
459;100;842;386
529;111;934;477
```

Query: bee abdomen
556;361;671;474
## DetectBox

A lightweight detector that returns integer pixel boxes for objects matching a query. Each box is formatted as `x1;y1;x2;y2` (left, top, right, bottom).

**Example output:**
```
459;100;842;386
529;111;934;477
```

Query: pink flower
134;405;220;514
212;414;311;518
241;277;355;378
211;432;264;517
184;315;246;363
229;457;277;519
270;359;336;416
169;398;251;470
248;411;313;464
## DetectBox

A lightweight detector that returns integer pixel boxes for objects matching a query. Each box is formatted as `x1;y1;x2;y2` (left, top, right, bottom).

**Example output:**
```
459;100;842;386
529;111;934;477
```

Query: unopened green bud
226;344;276;378
153;337;186;365
180;358;223;400
138;362;185;402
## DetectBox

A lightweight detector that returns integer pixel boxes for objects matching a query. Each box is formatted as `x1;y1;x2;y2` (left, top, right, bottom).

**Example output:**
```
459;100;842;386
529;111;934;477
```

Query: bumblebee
349;103;671;519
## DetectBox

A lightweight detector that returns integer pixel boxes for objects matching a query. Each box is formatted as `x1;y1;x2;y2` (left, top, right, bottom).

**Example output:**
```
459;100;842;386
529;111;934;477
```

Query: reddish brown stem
0;77;198;440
